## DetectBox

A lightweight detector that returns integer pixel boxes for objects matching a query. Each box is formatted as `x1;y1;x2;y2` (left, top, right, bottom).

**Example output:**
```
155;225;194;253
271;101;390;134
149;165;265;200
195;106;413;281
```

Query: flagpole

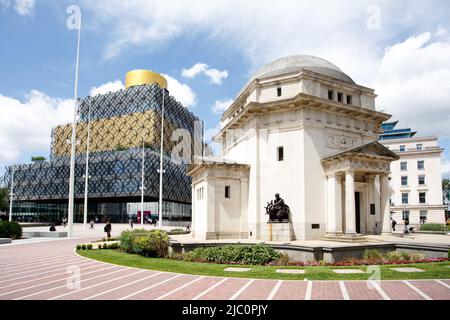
158;87;165;229
68;13;82;238
9;165;15;222
83;100;91;228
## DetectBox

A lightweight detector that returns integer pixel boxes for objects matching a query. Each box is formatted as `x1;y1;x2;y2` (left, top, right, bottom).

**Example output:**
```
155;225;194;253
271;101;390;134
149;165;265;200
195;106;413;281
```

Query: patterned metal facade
3;84;202;222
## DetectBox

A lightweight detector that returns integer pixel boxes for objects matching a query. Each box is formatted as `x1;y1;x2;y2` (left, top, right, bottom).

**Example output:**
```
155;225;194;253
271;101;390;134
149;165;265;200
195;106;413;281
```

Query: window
277;87;282;97
402;210;410;220
418;175;425;185
418;160;425;170
402;193;409;204
400;161;407;171
416;144;423;151
225;186;231;199
399;145;406;152
346;95;352;105
401;176;408;186
197;187;204;201
419;192;426;204
328;90;333;100
277;146;284;162
337;92;343;102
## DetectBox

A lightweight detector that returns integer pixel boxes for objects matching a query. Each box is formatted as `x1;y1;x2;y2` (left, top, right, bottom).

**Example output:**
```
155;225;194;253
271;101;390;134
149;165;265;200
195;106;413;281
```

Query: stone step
321;234;370;243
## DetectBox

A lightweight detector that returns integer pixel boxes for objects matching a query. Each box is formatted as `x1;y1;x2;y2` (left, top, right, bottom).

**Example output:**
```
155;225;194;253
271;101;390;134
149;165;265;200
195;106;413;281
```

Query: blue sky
1;0;450;177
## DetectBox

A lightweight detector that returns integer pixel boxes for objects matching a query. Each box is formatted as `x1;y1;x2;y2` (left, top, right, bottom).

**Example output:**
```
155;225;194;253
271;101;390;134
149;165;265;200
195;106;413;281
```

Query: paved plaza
0;235;449;300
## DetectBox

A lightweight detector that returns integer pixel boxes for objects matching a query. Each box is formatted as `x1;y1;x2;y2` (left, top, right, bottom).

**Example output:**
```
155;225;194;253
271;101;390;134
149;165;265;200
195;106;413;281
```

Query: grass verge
78;249;450;281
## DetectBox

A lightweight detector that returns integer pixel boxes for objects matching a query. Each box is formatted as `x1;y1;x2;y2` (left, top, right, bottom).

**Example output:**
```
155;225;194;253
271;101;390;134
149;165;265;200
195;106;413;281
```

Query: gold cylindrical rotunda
125;70;168;89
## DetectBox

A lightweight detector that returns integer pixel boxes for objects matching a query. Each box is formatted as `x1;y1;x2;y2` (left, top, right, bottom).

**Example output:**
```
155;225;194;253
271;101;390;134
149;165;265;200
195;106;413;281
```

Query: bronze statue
265;193;291;223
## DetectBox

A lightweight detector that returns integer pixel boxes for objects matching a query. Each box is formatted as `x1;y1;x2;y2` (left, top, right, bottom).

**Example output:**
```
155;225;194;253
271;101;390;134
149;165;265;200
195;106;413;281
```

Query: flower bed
170;247;449;267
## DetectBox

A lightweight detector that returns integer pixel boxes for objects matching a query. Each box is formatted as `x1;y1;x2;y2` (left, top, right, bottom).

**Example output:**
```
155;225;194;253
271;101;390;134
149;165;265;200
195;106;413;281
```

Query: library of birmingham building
7;70;203;224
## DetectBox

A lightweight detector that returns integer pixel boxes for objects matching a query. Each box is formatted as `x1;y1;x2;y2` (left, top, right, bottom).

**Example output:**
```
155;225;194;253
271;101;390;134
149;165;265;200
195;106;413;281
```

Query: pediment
322;141;399;162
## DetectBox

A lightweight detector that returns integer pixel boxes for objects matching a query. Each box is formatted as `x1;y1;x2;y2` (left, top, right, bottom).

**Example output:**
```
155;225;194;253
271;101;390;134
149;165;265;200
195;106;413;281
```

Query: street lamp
66;5;82;238
158;86;166;229
9;165;15;222
83;101;91;228
140;136;146;226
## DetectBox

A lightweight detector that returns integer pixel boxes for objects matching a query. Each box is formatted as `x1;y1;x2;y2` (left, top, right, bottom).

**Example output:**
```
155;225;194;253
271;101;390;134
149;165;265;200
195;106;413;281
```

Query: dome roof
246;55;355;88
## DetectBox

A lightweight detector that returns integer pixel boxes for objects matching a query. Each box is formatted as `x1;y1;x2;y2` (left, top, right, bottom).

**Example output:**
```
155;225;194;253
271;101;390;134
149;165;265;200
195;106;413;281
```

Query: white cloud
13;0;34;16
80;0;450;82
161;74;197;107
1;0;35;16
375;31;450;138
182;63;229;85
0;90;72;165
211;98;233;115
90;80;124;96
89;76;196;107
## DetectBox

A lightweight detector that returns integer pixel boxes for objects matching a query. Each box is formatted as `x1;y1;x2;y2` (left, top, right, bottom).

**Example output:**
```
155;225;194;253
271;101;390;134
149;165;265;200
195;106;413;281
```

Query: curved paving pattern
0;239;449;300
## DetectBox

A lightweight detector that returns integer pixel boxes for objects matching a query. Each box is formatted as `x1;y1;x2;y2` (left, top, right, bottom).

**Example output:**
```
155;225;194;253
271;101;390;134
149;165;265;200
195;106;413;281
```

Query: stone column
380;174;391;235
326;173;343;235
366;175;375;234
345;170;356;234
239;177;249;239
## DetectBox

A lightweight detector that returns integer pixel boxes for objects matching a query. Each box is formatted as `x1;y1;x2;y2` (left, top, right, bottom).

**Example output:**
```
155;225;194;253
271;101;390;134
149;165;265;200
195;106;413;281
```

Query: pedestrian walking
391;219;397;231
129;217;134;229
89;219;95;229
104;220;112;239
403;219;410;234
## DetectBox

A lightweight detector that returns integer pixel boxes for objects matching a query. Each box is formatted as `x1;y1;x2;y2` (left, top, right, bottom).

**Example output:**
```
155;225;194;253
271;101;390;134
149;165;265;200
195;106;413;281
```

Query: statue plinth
266;222;294;242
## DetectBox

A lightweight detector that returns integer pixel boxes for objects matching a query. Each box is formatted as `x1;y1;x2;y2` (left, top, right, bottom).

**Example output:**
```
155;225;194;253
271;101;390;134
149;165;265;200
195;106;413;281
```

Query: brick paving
0;238;449;300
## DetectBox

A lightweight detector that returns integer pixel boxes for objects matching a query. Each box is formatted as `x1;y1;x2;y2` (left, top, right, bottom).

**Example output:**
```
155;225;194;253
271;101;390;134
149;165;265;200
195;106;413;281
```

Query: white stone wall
382;137;446;225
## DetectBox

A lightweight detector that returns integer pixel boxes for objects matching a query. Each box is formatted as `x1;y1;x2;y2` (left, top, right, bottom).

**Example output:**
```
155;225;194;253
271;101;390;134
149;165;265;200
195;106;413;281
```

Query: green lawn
78;249;450;281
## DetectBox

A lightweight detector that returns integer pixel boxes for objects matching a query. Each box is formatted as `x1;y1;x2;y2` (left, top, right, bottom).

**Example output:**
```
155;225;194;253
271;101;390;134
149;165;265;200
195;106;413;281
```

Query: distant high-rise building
379;121;417;140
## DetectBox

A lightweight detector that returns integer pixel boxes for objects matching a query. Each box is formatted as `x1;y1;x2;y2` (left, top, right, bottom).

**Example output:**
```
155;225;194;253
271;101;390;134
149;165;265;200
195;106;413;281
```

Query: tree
443;179;450;203
31;156;46;162
0;187;8;211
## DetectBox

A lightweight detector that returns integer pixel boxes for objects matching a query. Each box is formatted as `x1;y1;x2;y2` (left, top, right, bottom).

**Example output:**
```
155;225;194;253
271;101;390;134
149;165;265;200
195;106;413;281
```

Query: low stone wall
170;241;450;263
0;238;12;245
22;231;67;238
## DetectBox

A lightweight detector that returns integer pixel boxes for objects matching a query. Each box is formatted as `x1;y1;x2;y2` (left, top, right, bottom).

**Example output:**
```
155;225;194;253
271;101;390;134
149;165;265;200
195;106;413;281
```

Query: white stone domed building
188;55;399;241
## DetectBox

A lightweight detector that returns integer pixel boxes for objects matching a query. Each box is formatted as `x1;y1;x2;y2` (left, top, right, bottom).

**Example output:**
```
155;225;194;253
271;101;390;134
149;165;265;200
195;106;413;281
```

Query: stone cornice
217;92;391;139
226;68;376;121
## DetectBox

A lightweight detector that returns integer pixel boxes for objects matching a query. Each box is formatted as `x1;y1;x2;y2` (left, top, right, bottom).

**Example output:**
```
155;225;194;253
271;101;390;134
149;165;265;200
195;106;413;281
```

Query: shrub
183;245;280;265
119;229;170;258
420;224;446;231
384;251;402;262
76;245;81;250
273;252;290;266
81;244;86;250
410;252;426;261
97;244;103;250
184;247;207;262
86;244;93;250
108;243;119;250
363;249;383;261
102;243;107;249
0;221;22;239
399;251;411;261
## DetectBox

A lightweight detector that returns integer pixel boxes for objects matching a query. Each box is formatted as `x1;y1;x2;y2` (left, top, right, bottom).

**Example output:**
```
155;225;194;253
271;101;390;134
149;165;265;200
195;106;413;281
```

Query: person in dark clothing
49;223;56;232
104;221;112;239
403;219;410;234
129;218;134;229
391;219;397;231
